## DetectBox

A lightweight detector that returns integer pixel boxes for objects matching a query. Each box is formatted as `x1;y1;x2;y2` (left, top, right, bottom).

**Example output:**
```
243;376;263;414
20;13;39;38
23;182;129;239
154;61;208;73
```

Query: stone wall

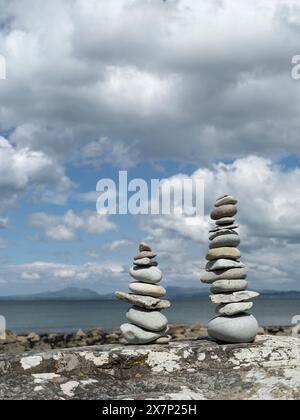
0;335;299;400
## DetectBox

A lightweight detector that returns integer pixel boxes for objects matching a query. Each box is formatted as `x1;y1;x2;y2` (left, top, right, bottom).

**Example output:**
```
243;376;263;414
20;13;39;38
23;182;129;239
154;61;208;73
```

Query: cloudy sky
0;0;300;295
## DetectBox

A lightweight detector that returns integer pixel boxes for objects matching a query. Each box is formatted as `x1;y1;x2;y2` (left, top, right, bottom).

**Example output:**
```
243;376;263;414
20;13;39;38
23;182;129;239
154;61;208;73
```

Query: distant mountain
0;287;112;301
0;286;299;301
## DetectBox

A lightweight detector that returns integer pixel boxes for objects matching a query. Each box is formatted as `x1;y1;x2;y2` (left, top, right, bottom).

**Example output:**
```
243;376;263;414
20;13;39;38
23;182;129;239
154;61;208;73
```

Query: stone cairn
115;242;171;345
201;195;260;343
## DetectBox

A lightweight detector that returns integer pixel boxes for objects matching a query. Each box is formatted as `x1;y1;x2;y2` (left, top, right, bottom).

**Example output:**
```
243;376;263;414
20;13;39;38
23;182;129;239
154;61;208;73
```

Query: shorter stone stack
115;242;171;345
201;195;260;344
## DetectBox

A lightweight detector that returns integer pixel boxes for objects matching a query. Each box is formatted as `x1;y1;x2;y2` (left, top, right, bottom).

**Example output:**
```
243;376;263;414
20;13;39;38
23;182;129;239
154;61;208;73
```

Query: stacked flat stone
115;242;171;345
201;195;260;344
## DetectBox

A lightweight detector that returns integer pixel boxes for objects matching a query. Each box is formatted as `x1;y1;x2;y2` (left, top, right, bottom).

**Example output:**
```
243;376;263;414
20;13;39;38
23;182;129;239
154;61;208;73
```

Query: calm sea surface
0;298;299;334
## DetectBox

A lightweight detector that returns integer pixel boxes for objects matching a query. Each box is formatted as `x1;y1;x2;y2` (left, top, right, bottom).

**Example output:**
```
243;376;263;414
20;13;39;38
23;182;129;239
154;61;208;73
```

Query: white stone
216;302;254;316
127;307;168;332
115;291;170;310
210;291;260;305
208;314;259;344
129;266;162;284
211;280;248;294
129;282;166;298
206;259;245;271
120;323;167;345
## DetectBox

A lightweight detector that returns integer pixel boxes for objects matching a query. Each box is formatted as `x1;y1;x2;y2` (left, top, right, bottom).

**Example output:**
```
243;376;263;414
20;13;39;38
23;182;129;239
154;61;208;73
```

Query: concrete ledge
0;335;299;400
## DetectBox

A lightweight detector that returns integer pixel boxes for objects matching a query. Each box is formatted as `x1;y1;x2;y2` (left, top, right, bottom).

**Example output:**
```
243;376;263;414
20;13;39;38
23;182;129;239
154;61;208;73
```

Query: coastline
0;323;298;353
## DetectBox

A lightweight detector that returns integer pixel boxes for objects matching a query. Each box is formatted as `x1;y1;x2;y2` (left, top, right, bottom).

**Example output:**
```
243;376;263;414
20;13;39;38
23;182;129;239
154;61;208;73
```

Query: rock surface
0;336;299;400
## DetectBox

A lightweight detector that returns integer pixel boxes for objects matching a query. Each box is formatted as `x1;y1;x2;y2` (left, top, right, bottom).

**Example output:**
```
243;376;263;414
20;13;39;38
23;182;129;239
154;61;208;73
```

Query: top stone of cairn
214;195;238;208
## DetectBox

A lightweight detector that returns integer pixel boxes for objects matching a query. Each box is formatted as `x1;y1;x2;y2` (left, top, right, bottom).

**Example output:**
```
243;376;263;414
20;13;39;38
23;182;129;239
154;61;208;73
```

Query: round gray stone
206;247;241;261
208;314;259;344
129;282;166;298
211;205;237;221
216;302;254;316
210;280;248;294
216;217;236;226
215;195;238;207
200;268;247;284
120;323;167;345
210;234;240;249
126;307;168;332
129;266;162;284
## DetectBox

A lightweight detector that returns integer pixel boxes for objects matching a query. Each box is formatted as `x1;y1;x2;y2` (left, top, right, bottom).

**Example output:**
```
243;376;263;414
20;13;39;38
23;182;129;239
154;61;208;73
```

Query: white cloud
0;137;72;211
139;156;300;290
0;0;300;166
29;209;118;241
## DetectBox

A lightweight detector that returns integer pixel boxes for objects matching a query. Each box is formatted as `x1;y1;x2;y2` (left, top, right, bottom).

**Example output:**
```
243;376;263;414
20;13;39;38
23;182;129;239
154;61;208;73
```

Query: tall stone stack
115;242;171;345
201;195;260;344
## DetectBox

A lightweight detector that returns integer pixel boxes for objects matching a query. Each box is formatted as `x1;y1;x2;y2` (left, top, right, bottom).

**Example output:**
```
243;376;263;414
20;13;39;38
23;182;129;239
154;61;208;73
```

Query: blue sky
1;0;300;295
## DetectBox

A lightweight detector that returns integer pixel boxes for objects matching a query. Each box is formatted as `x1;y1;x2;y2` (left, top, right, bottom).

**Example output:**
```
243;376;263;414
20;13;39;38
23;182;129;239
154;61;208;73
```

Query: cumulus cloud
139;156;300;290
29;209;118;241
0;0;300;166
0;137;72;210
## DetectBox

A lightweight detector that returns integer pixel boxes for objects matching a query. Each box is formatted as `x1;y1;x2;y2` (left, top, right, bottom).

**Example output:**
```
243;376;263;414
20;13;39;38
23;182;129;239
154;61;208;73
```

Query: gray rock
115;292;171;310
129;266;162;284
154;335;171;344
129;282;166;298
139;242;152;252
209;224;239;234
216;302;254;316
134;251;157;261
120;323;167;345
208;314;259;343
126;307;168;332
210;291;260;305
206;259;245;271
210;280;248;294
215;195;238;207
210;234;240;249
134;258;157;266
211;205;237;221
200;268;247;284
209;228;239;241
216;217;235;226
206;247;241;261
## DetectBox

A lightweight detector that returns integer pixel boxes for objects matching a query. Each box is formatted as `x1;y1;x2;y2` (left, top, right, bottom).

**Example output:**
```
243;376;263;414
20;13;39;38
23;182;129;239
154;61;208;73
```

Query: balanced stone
206;259;245;271
216;302;253;316
126;307;168;332
154;335;171;344
210;280;248;294
206;247;241;261
209;233;240;249
200;267;247;284
211;205;237;221
134;258;157;266
120;324;168;345
129;282;166;298
209;225;239;234
209;225;238;241
216;217;235;226
208;314;259;344
210;291;260;305
129;266;162;284
115;292;171;310
215;195;238;207
134;251;157;260
139;242;152;252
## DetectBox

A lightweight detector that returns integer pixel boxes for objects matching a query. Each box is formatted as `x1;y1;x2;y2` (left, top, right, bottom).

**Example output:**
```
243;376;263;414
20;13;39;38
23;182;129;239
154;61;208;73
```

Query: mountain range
0;286;299;301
